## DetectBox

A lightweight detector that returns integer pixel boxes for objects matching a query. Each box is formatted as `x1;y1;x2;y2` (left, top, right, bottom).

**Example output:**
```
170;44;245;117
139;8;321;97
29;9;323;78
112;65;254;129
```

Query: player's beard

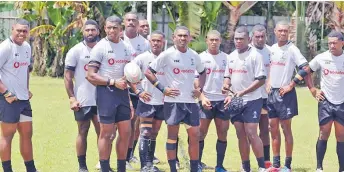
84;36;98;43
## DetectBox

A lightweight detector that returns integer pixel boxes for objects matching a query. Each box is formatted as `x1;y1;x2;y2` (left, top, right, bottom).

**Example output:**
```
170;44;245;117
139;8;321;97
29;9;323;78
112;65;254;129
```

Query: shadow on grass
291;167;312;172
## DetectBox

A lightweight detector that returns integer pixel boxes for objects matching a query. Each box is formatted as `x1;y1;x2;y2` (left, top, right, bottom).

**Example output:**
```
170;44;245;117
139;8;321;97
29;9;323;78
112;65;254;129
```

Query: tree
222;1;257;54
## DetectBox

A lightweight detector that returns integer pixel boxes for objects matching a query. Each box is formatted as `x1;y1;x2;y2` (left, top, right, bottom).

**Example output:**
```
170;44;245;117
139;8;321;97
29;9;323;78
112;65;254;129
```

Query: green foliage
0;1;14;12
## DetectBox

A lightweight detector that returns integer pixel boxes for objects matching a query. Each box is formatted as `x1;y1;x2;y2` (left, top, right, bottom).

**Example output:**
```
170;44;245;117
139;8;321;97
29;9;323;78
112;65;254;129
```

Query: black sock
242;160;250;172
132;140;138;158
117;159;126;172
168;159;177;172
337;142;344;171
199;140;204;162
139;136;150;168
148;139;156;163
77;155;87;169
176;138;179;162
100;159;110;172
264;145;270;161
316;140;327;169
190;160;199;172
24;160;37;172
216;140;227;168
2;160;12;172
273;156;280;168
257;157;265;168
126;148;133;161
285;157;292;169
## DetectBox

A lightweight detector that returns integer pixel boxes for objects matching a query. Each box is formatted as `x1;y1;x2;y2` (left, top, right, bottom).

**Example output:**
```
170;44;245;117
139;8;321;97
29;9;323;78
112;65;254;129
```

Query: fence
0;10;19;42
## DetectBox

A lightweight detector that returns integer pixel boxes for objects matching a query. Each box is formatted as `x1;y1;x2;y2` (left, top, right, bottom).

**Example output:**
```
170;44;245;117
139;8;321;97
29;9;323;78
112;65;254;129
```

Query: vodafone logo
173;68;180;74
13;62;29;68
323;69;329;75
108;58;129;65
229;68;233;74
108;58;115;65
206;68;211;74
84;64;88;71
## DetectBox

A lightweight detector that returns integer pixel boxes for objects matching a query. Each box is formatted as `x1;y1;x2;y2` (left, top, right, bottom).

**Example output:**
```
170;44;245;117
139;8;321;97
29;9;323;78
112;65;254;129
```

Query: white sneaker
258;167;267;172
316;169;323;172
95;162;101;169
153;156;160;164
176;161;180;170
126;161;134;170
129;156;139;163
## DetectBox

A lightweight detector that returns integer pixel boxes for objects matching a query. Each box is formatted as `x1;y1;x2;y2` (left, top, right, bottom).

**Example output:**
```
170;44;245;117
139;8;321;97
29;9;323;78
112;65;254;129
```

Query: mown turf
6;76;339;172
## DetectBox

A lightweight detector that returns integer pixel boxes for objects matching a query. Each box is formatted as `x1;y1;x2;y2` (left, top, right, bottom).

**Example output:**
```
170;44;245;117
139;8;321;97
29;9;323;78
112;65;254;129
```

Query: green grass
7;76;339;172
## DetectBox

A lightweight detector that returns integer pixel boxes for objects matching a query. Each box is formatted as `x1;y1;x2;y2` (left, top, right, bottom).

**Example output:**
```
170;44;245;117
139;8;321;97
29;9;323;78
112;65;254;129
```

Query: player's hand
236;90;245;97
310;88;325;102
130;105;135;120
29;91;33;99
201;97;212;110
69;97;80;111
163;87;180;98
192;88;202;99
221;84;230;95
266;84;271;94
114;76;128;90
4;91;18;104
223;96;232;109
139;91;152;102
279;84;293;97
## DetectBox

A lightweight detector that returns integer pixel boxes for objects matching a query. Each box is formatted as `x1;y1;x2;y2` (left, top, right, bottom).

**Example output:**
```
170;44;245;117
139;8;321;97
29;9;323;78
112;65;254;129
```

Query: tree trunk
223;9;240;54
50;48;64;77
32;35;48;76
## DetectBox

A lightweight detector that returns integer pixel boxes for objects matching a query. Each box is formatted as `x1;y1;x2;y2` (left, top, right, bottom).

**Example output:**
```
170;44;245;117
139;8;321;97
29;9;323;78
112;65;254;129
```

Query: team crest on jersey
191;58;194;65
222;60;226;67
26;51;29;58
15;53;19;57
124;49;129;56
136;44;141;52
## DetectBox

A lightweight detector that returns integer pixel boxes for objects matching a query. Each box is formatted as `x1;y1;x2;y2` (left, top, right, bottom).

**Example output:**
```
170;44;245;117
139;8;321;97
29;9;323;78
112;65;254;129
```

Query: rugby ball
124;62;143;84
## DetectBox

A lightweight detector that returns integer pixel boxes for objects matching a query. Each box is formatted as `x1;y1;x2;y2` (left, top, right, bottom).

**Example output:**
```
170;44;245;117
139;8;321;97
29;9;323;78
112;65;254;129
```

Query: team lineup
0;11;344;172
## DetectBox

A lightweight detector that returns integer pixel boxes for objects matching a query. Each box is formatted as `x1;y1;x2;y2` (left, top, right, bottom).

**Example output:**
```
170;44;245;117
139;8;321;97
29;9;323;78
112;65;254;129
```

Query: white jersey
132;51;165;105
254;45;271;99
65;41;96;107
0;38;31;100
198;51;228;101
90;38;133;80
149;47;205;103
309;51;344;104
123;34;150;58
224;47;266;102
269;42;308;88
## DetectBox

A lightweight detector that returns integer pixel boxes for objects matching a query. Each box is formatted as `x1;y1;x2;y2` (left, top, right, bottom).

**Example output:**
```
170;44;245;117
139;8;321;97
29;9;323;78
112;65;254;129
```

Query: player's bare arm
305;67;325;101
0;80;17;104
223;77;233;107
64;69;81;111
144;67;180;97
279;65;311;96
127;81;151;102
28;67;33;99
86;61;127;90
237;77;266;97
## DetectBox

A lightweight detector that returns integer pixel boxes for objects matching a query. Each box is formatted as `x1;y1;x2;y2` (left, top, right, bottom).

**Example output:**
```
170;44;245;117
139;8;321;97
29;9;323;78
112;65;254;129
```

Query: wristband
2;90;9;97
156;82;165;93
135;89;144;96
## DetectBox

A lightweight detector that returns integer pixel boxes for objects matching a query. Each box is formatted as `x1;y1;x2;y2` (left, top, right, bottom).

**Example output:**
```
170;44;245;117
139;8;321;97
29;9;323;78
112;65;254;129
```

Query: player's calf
187;126;200;172
280;119;293;170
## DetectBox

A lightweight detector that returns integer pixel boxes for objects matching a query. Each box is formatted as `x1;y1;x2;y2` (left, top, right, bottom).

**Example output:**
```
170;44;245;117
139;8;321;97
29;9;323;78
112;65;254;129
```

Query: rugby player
138;19;150;39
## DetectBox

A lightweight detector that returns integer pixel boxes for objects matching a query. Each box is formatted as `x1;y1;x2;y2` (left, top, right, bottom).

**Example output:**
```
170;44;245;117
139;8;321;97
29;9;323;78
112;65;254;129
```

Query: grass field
6;76;340;172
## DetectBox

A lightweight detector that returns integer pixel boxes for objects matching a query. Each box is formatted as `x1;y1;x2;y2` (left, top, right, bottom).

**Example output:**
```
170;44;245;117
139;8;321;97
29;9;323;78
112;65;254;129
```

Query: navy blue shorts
200;100;230;120
136;100;164;120
74;106;97;121
0;96;32;123
129;88;139;109
267;88;298;120
318;98;344;126
231;98;263;124
96;86;131;124
164;102;201;126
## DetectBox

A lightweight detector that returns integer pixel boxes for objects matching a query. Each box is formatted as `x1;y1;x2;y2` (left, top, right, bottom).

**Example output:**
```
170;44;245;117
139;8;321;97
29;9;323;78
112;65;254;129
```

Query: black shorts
96;86;131;124
136;100;164;120
231;98;263;124
318;98;344;126
164;102;201;126
0;96;32;123
200;100;230;120
267;88;298;120
74;106;97;121
129;88;139;109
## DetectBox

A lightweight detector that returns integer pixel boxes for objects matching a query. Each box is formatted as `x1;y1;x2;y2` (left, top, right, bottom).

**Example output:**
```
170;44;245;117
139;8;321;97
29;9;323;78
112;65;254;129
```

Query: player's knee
335;132;344;142
235;128;247;140
140;121;153;138
78;125;90;138
319;129;331;140
199;130;208;141
150;129;159;139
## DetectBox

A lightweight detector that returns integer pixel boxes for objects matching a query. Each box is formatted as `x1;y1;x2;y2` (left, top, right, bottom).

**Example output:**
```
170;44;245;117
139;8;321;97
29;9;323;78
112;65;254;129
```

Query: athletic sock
117;159;126;172
168;159;177;172
316;140;327;169
257;157;265;168
273;156;280;168
148;139;156;163
216;140;227;168
199;140;204;162
126;148;133;161
139;136;150;168
285;157;292;169
77;155;87;169
132;140;138;158
264;145;270;161
190;160;199;172
337;142;344;171
100;159;110;172
2;160;12;172
24;160;37;172
242;160;250;172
